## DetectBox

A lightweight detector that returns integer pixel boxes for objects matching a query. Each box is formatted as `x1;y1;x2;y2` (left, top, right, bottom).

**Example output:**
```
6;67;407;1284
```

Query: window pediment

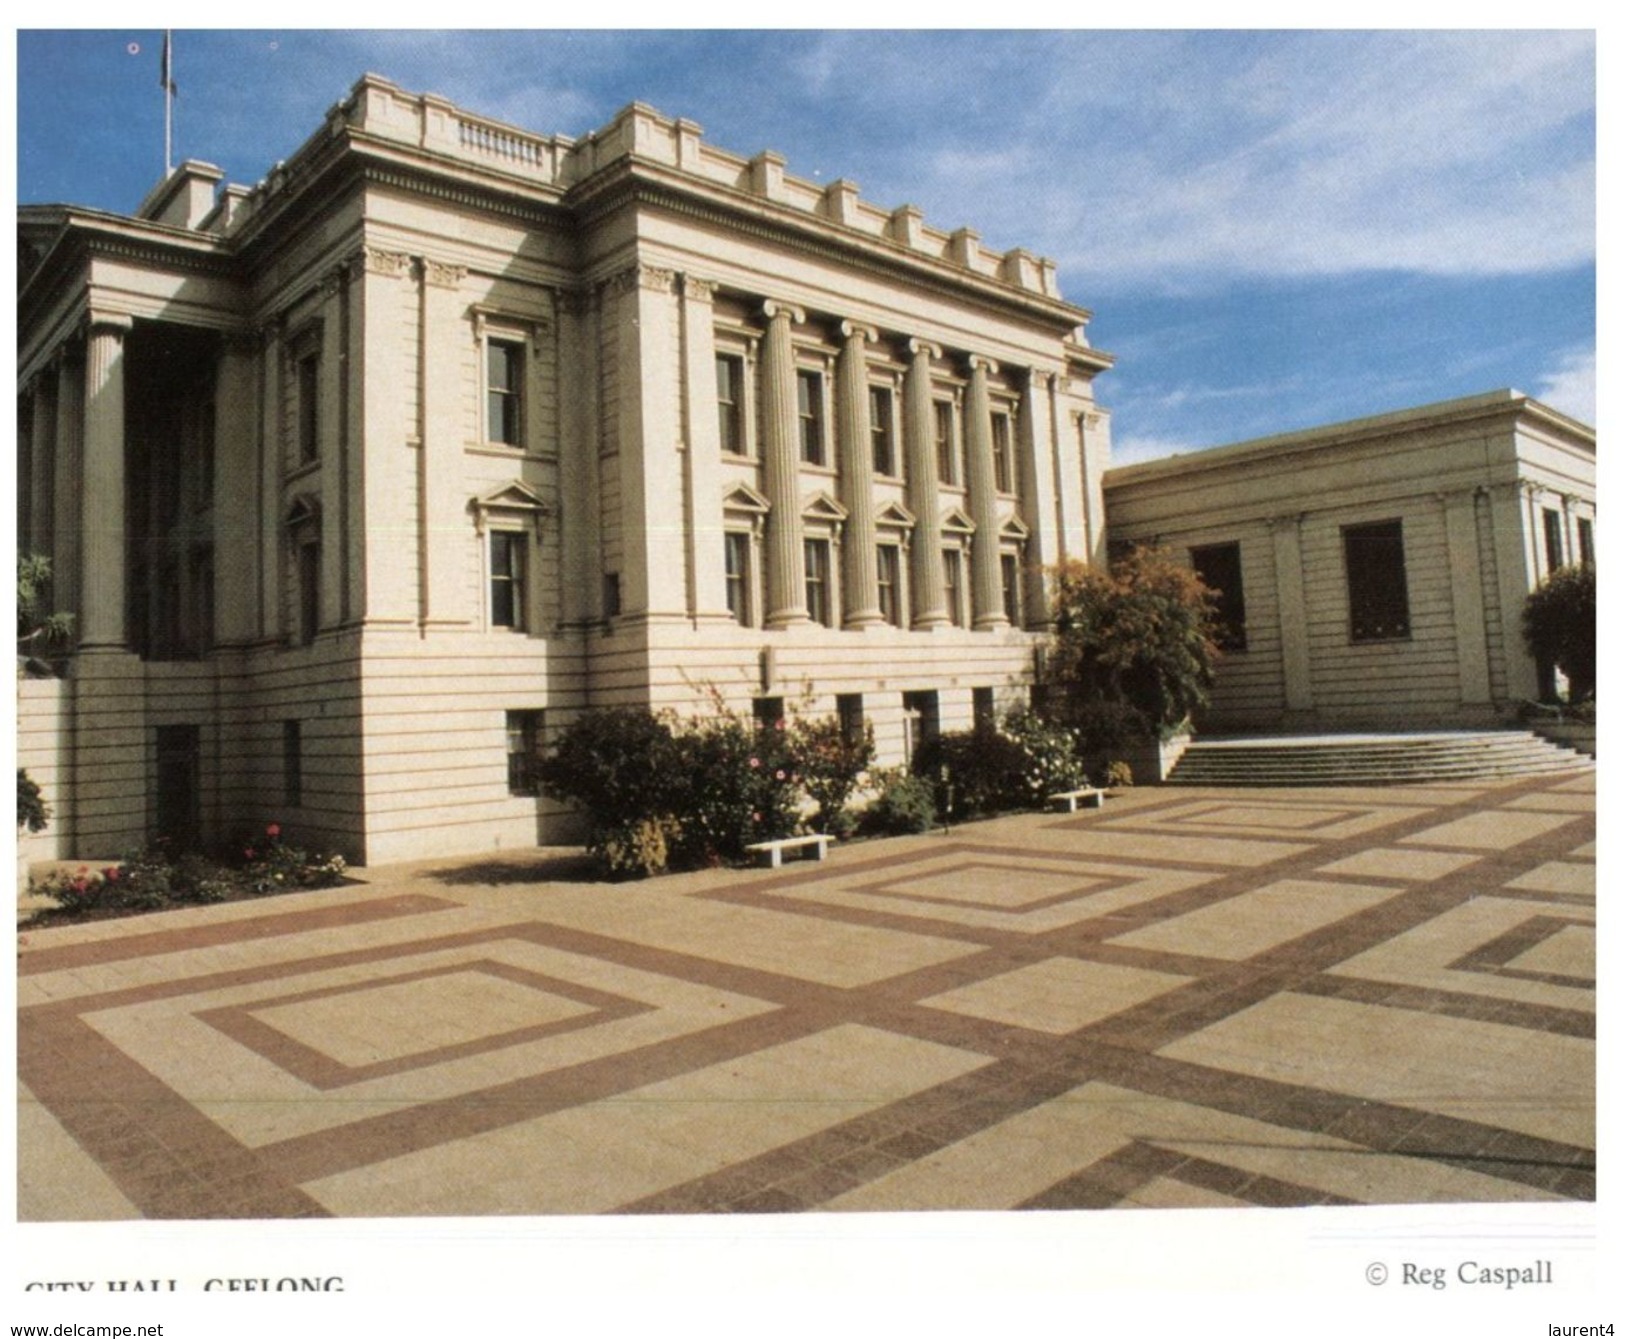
722;481;771;516
1000;513;1031;543
801;491;848;525
472;480;551;535
940;506;976;537
875;500;917;531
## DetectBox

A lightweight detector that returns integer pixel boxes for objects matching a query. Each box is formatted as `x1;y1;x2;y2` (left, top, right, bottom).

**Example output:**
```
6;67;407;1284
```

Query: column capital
838;319;878;345
1266;512;1305;533
965;352;999;376
760;298;805;325
422;258;467;290
86;311;134;338
906;337;942;362
679;273;718;303
359;246;414;279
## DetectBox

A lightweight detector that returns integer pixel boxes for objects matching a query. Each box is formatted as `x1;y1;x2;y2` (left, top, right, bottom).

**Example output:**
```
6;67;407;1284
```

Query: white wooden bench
745;834;832;868
1048;787;1105;813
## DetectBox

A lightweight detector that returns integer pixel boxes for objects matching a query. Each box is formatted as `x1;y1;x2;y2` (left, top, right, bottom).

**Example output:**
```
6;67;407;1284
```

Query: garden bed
21;823;349;929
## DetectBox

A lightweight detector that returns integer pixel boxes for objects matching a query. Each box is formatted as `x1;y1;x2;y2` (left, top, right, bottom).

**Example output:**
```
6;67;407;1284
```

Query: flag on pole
160;31;177;95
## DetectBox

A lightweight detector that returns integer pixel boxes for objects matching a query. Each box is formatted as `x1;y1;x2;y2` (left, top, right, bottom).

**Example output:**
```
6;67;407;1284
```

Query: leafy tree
17;553;73;654
1045;548;1219;740
1523;565;1595;702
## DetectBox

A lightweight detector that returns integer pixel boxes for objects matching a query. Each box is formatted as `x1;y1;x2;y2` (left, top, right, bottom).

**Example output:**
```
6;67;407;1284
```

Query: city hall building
16;75;1595;867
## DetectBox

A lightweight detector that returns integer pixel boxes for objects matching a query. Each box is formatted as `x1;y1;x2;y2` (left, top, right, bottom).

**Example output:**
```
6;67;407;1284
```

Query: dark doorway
154;724;202;847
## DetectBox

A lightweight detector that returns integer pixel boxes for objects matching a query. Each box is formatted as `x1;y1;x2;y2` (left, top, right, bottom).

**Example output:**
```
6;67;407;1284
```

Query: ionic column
679;275;730;622
836;320;883;627
52;346;84;625
903;338;948;628
81;313;132;650
760;299;808;627
964;354;1007;630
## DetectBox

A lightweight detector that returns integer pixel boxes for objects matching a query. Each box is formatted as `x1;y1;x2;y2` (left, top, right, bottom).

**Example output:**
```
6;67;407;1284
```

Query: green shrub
1524;565;1595;702
598;816;683;880
913;729;1030;816
17;769;49;834
669;713;801;868
1000;709;1088;798
788;715;876;835
861;769;938;835
1102;760;1135;789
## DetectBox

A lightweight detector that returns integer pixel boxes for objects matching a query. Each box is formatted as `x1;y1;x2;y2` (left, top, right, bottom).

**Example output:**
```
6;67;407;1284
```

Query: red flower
266;823;282;839
244;848;256;860
103;867;119;882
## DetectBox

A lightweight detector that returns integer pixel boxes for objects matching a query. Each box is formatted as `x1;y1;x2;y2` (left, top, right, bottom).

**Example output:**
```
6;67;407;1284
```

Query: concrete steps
1166;731;1592;787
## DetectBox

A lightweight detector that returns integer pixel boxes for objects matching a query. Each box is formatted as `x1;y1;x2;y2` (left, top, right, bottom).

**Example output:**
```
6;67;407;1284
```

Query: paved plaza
17;770;1595;1220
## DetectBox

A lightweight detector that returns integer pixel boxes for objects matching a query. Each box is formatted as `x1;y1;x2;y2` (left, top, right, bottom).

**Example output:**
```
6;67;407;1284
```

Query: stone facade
17;75;1113;865
1102;392;1596;734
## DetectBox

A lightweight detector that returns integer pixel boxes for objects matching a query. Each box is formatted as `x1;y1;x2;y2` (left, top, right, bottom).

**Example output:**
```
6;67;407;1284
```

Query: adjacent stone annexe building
1103;392;1595;733
17;75;1114;865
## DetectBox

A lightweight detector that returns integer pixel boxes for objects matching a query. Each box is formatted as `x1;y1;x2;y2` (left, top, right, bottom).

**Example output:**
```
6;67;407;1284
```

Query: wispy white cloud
1110;433;1204;467
1534;347;1596;424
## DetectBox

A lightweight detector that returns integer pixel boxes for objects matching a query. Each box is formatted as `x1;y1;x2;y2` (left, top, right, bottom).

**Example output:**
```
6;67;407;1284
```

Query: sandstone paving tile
1158;994;1593;1149
1312;848;1482;882
1505;861;1596;896
1107;879;1400;961
303;1024;983;1216
1122;1176;1253;1210
1399;810;1576;850
919;957;1192;1035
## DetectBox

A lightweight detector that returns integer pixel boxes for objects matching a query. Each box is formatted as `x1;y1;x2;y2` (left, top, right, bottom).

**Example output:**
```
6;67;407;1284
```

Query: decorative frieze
422;259;466;290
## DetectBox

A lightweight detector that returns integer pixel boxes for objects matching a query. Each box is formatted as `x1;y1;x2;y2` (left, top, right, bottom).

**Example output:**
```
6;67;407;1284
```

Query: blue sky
15;28;1596;464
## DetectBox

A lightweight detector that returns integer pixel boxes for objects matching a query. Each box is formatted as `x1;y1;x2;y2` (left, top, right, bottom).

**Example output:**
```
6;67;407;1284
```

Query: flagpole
163;30;173;175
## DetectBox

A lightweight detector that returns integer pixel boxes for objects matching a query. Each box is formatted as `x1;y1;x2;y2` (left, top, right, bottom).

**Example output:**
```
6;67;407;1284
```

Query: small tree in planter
17;769;49;836
1045;548;1220;753
1523;565;1595;703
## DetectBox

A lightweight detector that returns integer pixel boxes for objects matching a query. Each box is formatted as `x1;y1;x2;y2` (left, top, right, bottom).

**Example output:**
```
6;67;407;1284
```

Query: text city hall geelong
16;75;1596;866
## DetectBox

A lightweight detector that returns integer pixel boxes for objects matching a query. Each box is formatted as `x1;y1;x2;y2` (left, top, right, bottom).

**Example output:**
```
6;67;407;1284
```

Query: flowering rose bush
787;715;875;839
29;823;347;921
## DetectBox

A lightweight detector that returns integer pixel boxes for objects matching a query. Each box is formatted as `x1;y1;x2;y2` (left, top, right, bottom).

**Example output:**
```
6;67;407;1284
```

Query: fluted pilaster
760;300;808;626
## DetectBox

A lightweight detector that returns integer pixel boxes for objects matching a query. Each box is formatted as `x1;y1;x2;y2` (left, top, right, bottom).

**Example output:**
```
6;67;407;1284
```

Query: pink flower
244;848;256;860
266;823;282;839
103;867;119;882
748;757;760;768
775;770;785;781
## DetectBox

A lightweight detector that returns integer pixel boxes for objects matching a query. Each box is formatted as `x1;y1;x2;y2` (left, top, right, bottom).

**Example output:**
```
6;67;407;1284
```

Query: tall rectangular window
943;549;965;627
902;690;940;767
716;353;746;456
1543;507;1565;574
934;401;956;484
1000;553;1022;626
724;532;752;625
876;544;903;627
490;531;527;630
972;686;996;732
283;720;303;807
753;696;785;732
296;538;321;645
837;693;865;747
805;538;833;627
1578;517;1594;570
1190;541;1248;651
296;351;320;465
991;412;1014;493
797;369;825;465
870;386;897;477
486;338;524;446
1343;520;1410;642
506;710;544;796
